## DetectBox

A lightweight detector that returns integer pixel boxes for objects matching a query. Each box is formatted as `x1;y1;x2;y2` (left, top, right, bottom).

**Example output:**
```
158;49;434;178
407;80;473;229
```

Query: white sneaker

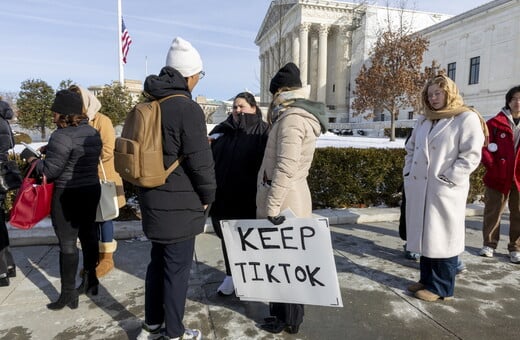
479;246;494;257
216;276;234;296
136;323;163;340
166;328;202;340
510;251;520;263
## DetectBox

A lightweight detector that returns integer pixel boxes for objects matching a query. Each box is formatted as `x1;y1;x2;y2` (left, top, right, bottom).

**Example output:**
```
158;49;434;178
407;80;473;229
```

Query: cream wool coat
77;86;126;208
256;107;321;218
403;112;484;258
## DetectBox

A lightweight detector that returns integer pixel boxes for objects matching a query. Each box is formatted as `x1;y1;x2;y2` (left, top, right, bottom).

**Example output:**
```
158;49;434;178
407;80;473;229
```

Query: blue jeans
97;220;114;242
419;255;457;297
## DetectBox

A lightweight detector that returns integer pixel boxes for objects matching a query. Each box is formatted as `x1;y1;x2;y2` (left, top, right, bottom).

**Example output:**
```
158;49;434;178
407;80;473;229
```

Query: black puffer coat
33;120;102;188
139;66;216;244
0;101;15;162
209;113;269;219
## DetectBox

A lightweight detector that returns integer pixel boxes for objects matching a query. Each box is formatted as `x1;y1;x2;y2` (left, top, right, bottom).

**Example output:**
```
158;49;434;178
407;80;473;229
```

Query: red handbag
9;161;54;230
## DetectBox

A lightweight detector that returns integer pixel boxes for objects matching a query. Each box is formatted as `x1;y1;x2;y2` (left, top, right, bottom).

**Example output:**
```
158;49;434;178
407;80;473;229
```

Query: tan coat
76;86;126;208
89;113;126;208
256;107;321;218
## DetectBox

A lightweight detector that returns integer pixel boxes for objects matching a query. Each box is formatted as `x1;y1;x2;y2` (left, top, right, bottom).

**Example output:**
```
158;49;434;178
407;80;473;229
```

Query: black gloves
267;215;285;225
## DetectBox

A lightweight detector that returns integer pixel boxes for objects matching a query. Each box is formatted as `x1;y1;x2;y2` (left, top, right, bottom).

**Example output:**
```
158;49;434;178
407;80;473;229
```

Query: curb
7;204;484;247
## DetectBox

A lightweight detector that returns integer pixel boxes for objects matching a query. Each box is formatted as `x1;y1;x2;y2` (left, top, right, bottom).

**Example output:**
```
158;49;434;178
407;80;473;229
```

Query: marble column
260;54;266;103
309;30;319;100
298;23;311;85
335;26;352;113
317;24;329;103
292;30;300;66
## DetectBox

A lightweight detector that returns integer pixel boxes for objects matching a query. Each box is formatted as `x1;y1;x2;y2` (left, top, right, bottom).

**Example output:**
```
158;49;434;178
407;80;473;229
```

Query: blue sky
1;0;491;100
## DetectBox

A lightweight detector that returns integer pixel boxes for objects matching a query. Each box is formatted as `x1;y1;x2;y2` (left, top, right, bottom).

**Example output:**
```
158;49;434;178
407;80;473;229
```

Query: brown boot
95;240;117;278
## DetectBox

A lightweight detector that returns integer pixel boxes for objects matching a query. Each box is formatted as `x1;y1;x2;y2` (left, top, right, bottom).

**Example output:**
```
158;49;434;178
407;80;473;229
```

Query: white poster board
221;217;343;307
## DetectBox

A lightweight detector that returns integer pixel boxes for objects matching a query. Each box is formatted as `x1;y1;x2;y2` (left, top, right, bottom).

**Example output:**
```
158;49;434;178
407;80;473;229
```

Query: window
469;57;480;85
408;111;414;119
447;62;456;81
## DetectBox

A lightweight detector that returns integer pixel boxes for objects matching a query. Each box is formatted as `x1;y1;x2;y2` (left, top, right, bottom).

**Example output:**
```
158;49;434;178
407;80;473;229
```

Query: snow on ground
12;133;405;154
316;132;406;149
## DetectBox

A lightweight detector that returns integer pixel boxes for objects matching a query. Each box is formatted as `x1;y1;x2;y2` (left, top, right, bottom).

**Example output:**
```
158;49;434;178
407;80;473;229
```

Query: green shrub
105;147;487;211
13;132;32;144
308;147;484;209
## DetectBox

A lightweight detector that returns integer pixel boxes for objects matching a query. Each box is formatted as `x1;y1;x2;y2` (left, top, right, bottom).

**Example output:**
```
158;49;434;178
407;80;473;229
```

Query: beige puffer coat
256;107;321;218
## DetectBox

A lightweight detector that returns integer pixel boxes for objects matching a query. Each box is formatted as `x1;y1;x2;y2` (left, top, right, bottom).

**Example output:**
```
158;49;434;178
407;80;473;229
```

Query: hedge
3;145;486;215
308;147;485;209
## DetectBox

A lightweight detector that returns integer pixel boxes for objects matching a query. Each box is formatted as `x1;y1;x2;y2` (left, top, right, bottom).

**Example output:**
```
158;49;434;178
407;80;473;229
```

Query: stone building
88;79;143;103
419;0;520;118
255;0;450;123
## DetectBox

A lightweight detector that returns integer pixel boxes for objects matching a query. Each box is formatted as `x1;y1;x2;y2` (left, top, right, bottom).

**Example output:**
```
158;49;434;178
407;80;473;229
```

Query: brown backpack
114;94;184;188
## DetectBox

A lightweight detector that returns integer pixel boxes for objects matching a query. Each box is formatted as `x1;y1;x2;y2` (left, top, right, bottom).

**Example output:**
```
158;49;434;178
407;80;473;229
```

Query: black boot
77;270;99;296
47;252;79;310
0;275;9;287
47;289;79;310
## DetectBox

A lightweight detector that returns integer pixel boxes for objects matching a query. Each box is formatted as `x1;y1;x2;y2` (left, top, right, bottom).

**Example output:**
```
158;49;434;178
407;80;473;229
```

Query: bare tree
351;1;429;141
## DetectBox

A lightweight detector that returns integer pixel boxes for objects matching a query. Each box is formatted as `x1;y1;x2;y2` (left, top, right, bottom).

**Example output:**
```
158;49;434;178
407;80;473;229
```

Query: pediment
255;0;298;44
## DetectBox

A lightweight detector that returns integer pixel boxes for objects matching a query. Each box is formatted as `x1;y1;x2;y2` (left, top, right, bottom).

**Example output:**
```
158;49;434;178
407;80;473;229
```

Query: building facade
419;0;520;118
255;0;450;123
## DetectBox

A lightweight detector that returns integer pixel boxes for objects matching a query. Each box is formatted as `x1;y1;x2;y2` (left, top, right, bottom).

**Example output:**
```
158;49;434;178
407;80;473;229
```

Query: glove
267;215;286;225
20;148;40;161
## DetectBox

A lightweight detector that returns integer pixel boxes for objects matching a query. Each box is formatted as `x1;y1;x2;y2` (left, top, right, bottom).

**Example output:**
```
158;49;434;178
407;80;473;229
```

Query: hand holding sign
268;215;286;225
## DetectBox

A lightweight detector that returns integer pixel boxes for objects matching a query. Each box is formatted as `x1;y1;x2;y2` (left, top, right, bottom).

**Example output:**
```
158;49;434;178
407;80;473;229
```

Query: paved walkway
1;205;520;340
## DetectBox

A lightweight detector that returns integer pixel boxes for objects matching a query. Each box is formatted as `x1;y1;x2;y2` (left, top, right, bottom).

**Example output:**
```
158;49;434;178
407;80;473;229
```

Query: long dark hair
234;92;262;116
55;113;88;129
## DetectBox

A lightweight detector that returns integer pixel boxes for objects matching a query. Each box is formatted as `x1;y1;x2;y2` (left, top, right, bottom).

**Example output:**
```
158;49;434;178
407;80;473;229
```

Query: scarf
422;75;489;146
267;86;311;125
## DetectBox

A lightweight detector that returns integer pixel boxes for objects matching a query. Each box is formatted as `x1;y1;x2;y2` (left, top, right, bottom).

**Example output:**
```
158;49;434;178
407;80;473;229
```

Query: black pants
398;184;407;241
211;216;231;276
270;302;304;327
145;237;195;338
0;198;15;275
51;185;100;285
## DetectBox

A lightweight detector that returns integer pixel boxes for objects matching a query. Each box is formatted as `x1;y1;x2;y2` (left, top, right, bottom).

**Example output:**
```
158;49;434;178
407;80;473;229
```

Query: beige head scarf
68;85;101;121
421;75;489;145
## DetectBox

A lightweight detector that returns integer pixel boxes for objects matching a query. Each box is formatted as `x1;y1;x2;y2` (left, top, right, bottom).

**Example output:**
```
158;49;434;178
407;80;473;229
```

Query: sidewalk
2;204;520;340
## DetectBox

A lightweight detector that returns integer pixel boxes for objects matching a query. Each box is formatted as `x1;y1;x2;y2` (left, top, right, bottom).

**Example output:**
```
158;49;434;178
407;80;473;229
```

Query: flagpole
117;0;124;86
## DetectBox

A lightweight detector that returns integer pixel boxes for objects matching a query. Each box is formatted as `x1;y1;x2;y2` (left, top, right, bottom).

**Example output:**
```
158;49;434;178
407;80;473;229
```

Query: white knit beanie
165;37;203;77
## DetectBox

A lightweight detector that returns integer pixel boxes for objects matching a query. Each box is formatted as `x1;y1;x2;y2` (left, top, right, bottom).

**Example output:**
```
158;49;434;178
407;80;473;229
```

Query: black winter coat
139;66;216;243
0;101;15;162
209;113;269;219
34;120;102;188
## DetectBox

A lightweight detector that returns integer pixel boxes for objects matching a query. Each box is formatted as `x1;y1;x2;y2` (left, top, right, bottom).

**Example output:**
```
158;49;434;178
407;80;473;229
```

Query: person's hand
267;215;285;225
203;204;209;210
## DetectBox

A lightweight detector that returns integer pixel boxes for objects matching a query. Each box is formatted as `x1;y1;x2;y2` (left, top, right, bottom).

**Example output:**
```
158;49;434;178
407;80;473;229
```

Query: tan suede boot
95;240;117;278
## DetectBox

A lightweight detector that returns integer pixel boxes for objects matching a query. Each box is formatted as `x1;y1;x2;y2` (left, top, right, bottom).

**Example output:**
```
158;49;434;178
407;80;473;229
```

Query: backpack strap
165;155;184;176
156;94;187;103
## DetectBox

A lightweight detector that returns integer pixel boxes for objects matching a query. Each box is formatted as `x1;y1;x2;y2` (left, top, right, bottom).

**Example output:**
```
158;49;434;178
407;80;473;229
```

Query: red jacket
481;110;520;194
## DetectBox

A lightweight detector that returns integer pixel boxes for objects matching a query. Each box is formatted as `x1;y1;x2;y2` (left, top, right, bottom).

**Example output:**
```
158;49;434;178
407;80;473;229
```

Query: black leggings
51;185;100;270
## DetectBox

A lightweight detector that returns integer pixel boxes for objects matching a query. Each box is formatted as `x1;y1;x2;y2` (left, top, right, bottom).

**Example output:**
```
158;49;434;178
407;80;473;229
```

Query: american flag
121;19;132;64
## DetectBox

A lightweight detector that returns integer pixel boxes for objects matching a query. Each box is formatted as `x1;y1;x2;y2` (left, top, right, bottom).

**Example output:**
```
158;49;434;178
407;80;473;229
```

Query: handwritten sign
221;217;343;307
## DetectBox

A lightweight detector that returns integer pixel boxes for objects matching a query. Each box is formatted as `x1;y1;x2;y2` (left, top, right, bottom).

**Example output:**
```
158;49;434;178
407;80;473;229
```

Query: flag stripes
121;19;132;64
